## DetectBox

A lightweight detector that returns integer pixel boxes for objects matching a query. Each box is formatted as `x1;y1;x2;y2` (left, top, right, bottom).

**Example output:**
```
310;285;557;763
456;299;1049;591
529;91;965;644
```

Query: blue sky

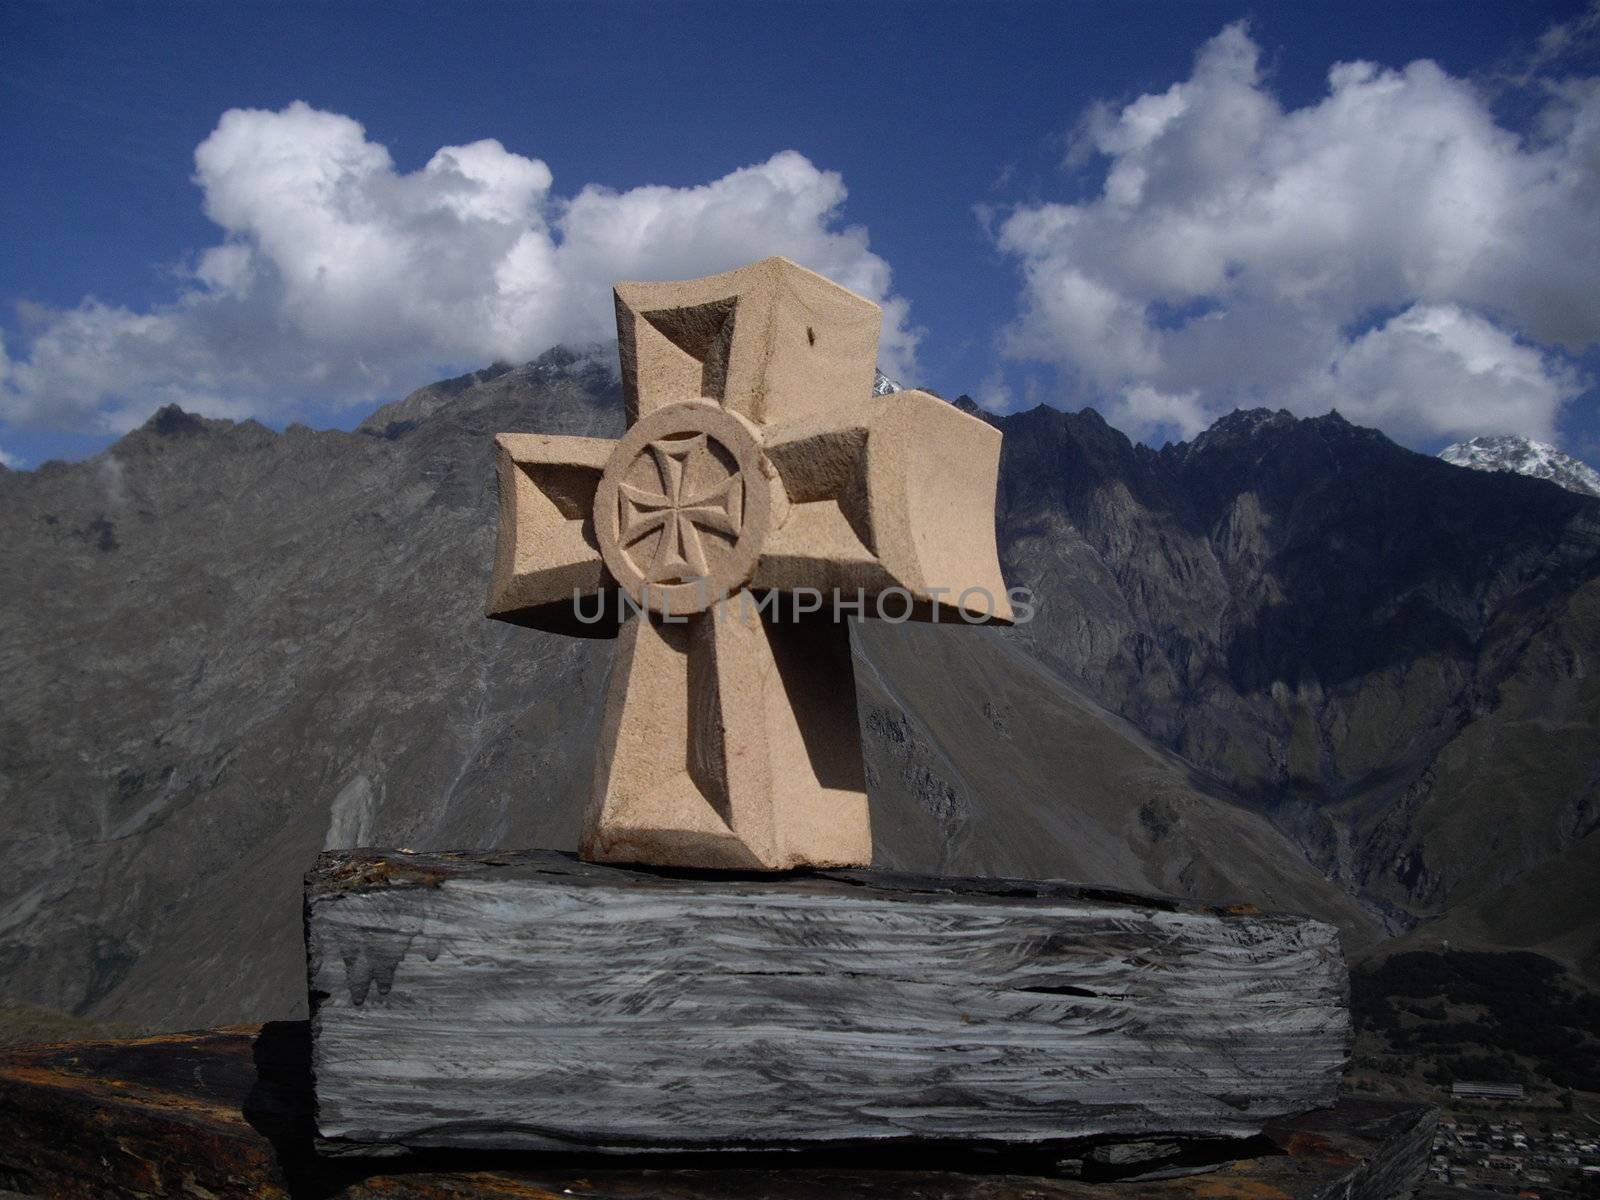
2;1;1596;469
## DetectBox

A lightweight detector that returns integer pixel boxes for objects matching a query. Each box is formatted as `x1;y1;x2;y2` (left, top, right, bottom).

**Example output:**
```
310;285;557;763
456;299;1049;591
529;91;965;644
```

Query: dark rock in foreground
0;1020;1433;1198
307;850;1350;1153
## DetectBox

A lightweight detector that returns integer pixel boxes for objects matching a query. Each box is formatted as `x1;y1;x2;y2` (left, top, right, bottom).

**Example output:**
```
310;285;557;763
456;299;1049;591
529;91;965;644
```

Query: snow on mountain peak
1439;435;1600;498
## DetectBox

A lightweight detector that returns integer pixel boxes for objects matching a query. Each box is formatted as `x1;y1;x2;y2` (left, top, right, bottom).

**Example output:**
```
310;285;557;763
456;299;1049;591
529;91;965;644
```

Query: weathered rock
306;850;1350;1153
0;1023;1433;1199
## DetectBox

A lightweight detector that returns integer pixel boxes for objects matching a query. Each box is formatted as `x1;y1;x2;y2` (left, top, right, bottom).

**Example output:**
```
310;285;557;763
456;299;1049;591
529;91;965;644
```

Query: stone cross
487;257;1010;870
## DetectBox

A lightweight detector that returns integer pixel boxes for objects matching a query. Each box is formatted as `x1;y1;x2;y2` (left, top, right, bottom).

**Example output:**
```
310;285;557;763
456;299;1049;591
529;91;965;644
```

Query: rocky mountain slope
0;352;1377;1030
984;403;1600;977
4;354;1599;1030
1440;434;1600;498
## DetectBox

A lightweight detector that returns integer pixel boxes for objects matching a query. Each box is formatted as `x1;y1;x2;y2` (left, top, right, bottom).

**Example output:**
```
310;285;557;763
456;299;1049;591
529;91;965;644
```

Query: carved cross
488;257;1011;870
618;435;742;581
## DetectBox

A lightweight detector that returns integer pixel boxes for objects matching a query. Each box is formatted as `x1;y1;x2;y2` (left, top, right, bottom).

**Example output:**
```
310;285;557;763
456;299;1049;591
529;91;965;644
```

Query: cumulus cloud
0;336;17;464
2;102;916;434
1308;304;1580;443
1107;384;1209;441
995;22;1598;446
974;370;1015;414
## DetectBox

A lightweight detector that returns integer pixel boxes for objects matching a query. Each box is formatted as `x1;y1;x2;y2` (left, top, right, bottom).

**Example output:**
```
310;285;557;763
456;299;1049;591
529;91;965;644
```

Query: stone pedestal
0;1023;1433;1199
306;850;1350;1155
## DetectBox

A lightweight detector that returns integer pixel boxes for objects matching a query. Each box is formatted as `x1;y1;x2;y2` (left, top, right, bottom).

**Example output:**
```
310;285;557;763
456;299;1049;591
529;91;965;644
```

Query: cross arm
755;390;1013;623
487;433;622;636
614;257;882;428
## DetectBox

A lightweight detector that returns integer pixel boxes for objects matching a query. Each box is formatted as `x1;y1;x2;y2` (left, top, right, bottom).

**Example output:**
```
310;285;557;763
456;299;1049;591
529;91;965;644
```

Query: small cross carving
488;257;1011;870
618;436;742;583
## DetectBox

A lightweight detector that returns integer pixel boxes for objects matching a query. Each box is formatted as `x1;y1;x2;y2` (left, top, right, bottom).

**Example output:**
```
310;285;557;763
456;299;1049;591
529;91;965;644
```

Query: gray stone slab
306;850;1350;1154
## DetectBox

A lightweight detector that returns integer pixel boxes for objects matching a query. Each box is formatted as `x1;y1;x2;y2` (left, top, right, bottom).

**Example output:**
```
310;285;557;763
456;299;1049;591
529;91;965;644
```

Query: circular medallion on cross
594;401;770;615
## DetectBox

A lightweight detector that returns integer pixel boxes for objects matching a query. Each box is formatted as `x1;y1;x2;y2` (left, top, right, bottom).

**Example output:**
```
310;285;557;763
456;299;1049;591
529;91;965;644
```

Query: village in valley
1350;1058;1600;1197
1419;1102;1600;1198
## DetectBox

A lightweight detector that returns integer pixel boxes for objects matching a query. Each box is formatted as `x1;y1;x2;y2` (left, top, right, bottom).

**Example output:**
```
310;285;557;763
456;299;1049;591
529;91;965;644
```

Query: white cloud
0;334;22;463
1;102;917;434
1304;304;1579;444
975;370;1015;414
996;22;1598;447
1108;384;1208;442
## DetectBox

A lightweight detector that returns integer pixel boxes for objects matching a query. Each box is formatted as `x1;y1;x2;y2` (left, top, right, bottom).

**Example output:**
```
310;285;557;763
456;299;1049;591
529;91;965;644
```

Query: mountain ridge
3;351;1599;1035
981;395;1600;976
1;353;1390;1031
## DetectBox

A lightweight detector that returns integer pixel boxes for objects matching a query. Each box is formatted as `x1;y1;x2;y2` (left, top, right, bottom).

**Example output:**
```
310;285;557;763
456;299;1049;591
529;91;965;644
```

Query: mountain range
2;348;1598;1034
985;402;1600;973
